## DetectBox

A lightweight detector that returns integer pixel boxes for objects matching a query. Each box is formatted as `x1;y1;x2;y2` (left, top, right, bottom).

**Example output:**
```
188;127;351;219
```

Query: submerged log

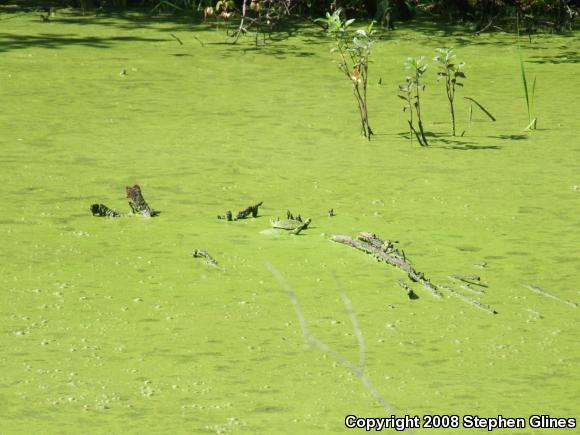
358;232;406;261
192;249;221;269
331;233;442;298
126;185;158;217
333;232;498;313
90;203;120;217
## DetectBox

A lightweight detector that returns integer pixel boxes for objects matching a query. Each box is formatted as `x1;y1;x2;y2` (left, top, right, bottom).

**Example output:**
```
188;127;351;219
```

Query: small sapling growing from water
317;9;375;140
433;48;465;136
517;15;537;131
399;56;429;146
398;76;414;142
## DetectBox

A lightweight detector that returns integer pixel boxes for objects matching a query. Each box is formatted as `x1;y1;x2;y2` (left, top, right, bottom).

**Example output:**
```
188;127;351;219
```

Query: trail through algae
0;11;579;434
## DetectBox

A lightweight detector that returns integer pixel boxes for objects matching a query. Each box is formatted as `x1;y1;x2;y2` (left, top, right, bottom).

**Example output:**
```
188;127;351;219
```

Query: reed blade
463;96;496;122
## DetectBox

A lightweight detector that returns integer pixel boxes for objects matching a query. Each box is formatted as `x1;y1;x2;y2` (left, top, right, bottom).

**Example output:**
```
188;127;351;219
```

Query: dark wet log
398;281;418;300
523;284;577;308
90;203;120;217
236;202;263;219
126;185;158;217
192;249;221;269
331;233;442;298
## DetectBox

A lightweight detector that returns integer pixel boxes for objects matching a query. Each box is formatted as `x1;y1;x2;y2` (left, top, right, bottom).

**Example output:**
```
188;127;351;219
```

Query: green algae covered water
0;10;579;434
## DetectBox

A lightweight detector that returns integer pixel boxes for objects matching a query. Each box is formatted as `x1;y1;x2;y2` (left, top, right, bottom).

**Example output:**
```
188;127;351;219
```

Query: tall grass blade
463;97;496;122
517;13;536;130
530;76;536;121
519;55;531;121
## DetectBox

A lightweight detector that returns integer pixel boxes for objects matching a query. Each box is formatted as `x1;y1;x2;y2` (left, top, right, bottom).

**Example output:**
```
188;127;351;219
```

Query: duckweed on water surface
0;10;579;434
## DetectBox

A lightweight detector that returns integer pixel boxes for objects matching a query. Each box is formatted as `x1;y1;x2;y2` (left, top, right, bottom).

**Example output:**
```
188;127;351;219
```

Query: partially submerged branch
126;185;158;217
331;233;442;298
523;284;577;308
437;285;497;315
218;202;263;221
236;201;263;219
192;249;222;270
332;232;499;314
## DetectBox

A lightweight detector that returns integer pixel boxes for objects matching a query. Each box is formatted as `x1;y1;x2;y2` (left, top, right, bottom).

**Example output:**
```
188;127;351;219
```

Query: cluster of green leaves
399;48;496;145
433;48;465;136
318;9;375;139
399;56;429;146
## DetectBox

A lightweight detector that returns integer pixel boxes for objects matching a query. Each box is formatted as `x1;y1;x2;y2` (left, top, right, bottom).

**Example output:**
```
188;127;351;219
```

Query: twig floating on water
438;285;498;315
522;284;577;308
450;274;481;282
450;274;488;288
460;282;485;295
192;249;222;269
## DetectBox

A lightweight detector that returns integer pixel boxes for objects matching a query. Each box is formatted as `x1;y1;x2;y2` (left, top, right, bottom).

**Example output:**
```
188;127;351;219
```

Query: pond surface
0;10;578;434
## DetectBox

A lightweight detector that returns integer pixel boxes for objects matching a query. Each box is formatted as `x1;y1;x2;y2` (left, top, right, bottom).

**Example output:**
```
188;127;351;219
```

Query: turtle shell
270;218;307;230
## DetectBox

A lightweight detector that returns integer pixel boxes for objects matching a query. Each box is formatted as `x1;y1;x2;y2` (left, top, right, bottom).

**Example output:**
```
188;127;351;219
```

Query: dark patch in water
457;245;481;252
254;406;288;413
